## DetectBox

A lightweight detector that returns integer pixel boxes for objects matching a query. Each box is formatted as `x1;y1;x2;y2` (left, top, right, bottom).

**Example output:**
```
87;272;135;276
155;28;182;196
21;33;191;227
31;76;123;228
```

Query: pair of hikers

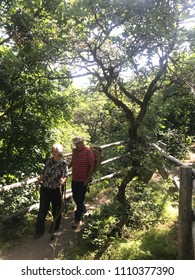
34;136;95;239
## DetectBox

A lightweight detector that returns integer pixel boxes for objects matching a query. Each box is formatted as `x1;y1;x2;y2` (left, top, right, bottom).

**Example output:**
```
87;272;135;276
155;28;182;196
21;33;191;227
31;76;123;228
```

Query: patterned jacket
42;157;68;189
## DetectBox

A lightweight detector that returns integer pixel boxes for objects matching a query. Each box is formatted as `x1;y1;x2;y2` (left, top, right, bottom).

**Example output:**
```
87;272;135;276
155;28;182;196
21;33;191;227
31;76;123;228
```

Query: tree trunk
116;167;137;203
116;127;139;203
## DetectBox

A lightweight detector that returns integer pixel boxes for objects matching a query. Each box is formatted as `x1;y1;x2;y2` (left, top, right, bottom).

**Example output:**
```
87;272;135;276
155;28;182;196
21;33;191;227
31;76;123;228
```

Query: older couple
34;136;95;238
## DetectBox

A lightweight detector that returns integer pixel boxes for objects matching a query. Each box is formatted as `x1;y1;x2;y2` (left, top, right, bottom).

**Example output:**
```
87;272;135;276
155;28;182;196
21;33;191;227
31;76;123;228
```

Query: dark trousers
35;187;62;234
71;180;87;221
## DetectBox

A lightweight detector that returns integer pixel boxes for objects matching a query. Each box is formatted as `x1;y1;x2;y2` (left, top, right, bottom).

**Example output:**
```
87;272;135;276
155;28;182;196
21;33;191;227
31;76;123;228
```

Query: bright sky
72;16;195;89
72;72;91;88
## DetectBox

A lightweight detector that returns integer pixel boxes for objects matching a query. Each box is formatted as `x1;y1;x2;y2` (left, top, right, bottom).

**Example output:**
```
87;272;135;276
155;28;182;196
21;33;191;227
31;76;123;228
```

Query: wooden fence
178;166;195;260
153;143;195;260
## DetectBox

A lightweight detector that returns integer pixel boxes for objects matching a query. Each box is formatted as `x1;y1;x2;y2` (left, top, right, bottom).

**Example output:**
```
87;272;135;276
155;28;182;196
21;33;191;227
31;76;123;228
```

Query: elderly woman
34;143;68;239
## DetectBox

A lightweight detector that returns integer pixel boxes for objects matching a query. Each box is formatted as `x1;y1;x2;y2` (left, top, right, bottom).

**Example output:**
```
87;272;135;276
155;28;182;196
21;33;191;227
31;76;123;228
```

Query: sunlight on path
0;212;79;260
0;194;108;260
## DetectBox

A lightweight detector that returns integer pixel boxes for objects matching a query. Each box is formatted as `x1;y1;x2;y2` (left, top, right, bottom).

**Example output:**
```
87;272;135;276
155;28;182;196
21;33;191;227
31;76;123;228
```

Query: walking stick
50;183;66;240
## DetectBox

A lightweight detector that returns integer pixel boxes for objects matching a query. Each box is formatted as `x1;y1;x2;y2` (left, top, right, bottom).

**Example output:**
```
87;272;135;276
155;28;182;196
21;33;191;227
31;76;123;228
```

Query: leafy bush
126;179;176;230
83;200;123;247
100;223;178;260
68;178;178;260
0;184;38;220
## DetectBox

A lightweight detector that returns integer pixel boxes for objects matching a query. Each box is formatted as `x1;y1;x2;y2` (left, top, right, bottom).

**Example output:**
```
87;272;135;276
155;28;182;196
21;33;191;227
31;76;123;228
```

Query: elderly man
71;136;95;229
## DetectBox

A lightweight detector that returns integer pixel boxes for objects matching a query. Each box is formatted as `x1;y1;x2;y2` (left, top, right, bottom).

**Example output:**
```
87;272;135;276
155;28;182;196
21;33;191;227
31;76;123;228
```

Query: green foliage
100;223;178;260
64;177;178;260
0;174;17;185
0;212;36;253
126;179;178;229
141;225;178;260
72;90;129;144
139;49;195;159
146;63;195;158
82;201;122;247
0;184;38;218
101;238;152;260
0;0;74;181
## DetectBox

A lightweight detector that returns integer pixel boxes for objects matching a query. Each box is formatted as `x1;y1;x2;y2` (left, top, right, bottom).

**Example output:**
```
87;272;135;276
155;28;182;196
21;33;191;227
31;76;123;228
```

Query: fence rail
0;177;38;194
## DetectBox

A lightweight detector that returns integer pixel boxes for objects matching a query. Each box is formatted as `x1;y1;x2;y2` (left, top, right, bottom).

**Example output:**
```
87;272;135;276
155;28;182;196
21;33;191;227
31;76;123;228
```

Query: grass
64;213;178;260
0;213;36;254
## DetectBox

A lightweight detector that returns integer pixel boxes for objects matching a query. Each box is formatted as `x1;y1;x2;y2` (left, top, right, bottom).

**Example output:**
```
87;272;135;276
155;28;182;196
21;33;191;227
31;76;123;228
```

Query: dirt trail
0;201;98;260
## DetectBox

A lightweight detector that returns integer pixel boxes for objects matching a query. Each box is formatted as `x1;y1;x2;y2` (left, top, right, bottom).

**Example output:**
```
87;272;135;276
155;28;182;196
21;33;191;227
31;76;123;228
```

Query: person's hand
84;177;91;186
60;177;66;185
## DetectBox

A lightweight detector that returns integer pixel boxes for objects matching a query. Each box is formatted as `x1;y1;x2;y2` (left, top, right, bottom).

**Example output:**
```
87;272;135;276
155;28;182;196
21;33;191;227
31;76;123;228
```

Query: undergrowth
0;178;179;260
63;178;178;260
0;212;36;253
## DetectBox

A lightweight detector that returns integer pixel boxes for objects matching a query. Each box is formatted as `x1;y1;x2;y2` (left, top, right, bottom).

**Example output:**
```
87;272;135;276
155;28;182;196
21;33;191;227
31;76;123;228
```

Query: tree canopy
0;0;194;193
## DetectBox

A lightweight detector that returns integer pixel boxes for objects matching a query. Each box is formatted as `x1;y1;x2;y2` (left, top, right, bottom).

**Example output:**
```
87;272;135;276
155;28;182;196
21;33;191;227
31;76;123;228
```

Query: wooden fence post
178;166;193;259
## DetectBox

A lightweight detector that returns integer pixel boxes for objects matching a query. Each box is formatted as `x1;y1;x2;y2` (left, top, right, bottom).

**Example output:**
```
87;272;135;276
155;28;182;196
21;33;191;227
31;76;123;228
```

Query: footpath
0;197;102;260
